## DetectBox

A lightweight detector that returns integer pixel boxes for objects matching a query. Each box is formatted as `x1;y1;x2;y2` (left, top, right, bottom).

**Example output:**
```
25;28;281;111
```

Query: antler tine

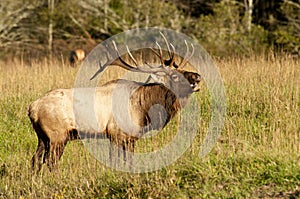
150;41;164;65
159;32;172;59
185;43;195;66
126;45;138;66
90;44;112;80
179;41;195;68
90;61;104;80
178;40;189;68
156;41;164;64
169;43;176;67
111;40;142;72
189;43;195;61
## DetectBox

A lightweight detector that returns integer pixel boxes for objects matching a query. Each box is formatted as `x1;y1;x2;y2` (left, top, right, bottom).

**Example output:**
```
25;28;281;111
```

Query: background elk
28;34;201;172
69;49;86;67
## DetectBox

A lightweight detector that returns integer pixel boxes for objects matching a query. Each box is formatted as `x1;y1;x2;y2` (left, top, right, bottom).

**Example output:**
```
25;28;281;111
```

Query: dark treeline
175;0;286;29
0;0;299;61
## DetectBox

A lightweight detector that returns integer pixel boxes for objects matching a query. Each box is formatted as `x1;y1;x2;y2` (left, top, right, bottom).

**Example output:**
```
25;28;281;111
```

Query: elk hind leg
44;142;67;172
30;122;48;173
31;138;45;173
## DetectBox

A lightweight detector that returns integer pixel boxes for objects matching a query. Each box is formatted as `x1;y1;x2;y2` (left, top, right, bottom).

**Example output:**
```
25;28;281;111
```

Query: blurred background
0;1;299;198
0;0;299;62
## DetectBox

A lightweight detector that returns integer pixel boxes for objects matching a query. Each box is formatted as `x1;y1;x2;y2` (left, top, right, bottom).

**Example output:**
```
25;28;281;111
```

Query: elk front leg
31;138;45;173
108;134;123;167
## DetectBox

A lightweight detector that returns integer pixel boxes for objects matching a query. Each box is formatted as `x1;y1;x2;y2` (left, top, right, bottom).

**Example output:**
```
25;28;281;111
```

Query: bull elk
28;33;201;172
69;49;86;67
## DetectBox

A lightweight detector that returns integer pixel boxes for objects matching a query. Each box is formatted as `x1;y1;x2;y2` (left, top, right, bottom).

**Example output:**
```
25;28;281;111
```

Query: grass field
0;54;299;198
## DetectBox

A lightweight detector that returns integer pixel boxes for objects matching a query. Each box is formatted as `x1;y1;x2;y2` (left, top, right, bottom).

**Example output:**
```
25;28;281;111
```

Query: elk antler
90;32;196;80
112;41;168;74
151;32;195;69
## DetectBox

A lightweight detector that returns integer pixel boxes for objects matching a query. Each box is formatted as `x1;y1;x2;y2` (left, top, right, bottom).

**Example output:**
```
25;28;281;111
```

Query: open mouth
190;82;201;92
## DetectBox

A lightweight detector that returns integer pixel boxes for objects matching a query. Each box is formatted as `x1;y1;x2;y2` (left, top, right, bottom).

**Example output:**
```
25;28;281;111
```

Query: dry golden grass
217;54;299;155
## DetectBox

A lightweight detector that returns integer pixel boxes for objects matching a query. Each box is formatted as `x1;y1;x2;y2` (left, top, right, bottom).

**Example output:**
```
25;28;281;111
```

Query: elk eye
171;74;179;82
